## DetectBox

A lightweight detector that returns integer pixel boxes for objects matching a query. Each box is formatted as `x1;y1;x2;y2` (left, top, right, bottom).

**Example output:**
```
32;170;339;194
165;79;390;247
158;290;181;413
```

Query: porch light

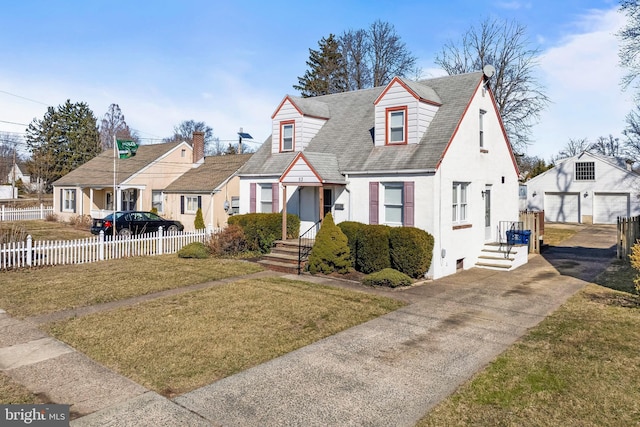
532;191;537;197
584;191;588;198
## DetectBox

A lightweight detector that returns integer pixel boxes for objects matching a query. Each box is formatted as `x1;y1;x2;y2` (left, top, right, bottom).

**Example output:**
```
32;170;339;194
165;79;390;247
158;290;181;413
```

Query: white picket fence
0;227;217;270
0;204;53;221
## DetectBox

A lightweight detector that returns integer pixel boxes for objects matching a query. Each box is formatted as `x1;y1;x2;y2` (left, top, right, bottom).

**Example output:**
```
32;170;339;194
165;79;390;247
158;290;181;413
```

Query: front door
323;188;333;217
484;186;492;241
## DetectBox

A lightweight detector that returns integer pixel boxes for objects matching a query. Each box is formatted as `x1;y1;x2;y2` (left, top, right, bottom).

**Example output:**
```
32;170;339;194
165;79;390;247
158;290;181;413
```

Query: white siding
525;152;640;223
271;99;327;153
374;81;439;146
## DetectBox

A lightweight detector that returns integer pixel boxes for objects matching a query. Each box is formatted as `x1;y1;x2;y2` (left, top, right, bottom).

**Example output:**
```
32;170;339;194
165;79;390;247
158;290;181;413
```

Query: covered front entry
278;152;346;240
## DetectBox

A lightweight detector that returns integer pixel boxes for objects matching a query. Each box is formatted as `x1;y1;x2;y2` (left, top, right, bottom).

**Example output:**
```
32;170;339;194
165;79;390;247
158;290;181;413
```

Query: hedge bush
362;268;412;288
307;213;352;274
389;227;434;278
337;221;365;269
228;213;300;253
178;242;210;259
357;224;391;274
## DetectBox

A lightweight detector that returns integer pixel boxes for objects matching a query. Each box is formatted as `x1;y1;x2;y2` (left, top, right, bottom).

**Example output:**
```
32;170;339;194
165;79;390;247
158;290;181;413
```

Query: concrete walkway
0;225;617;426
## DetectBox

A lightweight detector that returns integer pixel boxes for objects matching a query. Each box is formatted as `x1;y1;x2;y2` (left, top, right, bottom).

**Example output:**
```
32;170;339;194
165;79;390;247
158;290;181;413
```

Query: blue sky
0;0;631;161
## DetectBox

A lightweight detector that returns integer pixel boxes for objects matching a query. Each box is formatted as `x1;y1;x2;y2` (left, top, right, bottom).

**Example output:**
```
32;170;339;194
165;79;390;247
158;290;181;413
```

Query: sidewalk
0;225;617;426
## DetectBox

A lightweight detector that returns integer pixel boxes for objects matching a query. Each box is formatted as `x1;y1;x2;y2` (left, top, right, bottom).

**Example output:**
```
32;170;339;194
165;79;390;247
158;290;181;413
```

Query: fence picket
1;229;214;270
0;204;53;221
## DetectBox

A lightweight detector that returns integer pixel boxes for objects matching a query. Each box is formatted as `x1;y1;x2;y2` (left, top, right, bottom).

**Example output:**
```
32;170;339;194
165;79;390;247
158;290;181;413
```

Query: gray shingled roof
164;153;253;192
239;72;484;177
53;142;183;187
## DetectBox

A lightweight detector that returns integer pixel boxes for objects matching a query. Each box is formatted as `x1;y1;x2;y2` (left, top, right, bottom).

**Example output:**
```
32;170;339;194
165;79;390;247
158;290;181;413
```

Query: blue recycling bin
506;230;531;245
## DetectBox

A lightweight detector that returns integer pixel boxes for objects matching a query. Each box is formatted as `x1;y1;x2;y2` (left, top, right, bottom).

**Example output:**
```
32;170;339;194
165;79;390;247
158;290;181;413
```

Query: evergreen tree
25;100;101;192
294;34;347;97
307;213;352;274
194;208;205;230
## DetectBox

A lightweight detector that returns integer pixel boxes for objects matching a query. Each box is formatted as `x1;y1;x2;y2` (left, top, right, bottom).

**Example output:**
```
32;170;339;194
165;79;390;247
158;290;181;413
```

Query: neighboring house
524;151;640;224
52;133;206;222
237;72;520;279
163;153;252;231
6;162;39;192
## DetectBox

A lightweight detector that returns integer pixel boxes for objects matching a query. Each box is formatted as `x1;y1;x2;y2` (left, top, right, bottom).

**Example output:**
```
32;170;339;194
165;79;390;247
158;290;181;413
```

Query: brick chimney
192;131;205;163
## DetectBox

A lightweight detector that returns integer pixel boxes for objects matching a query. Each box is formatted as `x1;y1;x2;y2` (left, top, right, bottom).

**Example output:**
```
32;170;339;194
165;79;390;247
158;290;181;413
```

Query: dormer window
280;121;295;152
386;107;407;144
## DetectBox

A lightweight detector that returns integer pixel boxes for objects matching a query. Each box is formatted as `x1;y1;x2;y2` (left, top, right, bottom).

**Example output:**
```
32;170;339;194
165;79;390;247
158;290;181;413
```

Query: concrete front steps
258;240;309;275
475;242;529;271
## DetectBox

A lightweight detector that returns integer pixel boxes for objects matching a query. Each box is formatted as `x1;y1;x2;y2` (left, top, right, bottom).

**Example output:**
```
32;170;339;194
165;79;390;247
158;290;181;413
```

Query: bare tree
368;21;418;87
590;135;624;157
164;120;215;153
99;104;138;150
0;132;22;184
557;138;590;159
435;18;549;152
624;104;640;160
619;0;640;92
340;29;371;90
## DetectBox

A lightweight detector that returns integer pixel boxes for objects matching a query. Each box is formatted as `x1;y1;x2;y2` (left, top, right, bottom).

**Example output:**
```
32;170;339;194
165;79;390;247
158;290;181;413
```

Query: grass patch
0;220;93;241
542;225;578;246
418;283;640;426
0;372;42;404
46;277;404;397
0;255;263;318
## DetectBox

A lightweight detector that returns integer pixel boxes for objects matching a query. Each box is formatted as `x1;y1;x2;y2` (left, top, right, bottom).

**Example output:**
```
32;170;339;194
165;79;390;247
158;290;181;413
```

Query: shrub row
337;221;434;278
228;213;300;253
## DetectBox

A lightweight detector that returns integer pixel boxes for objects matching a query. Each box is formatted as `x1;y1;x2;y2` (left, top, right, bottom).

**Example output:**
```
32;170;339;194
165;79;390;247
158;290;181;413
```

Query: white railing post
99;231;105;261
26;235;32;267
158;227;163;255
1;205;4;221
40;203;44;219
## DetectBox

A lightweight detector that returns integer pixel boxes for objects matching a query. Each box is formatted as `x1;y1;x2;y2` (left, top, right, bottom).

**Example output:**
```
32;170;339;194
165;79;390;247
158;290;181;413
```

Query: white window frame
185;196;199;214
386;107;407;144
105;191;113;211
384;183;404;225
63;189;75;212
479;109;486;149
121;189;136;211
260;184;273;213
281;121;294;151
452;182;469;223
152;190;164;213
230;196;240;215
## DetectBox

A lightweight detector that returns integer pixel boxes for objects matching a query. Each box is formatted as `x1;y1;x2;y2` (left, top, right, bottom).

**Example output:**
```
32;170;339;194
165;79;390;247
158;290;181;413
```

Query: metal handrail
298;220;321;274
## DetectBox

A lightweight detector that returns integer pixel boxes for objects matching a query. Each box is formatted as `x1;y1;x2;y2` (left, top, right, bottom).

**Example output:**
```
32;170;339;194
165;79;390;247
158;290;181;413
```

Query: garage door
544;193;580;223
594;193;629;224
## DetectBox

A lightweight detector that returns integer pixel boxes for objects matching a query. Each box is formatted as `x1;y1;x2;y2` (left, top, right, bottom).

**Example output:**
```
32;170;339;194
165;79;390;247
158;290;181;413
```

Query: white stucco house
524;151;640;224
237;72;521;279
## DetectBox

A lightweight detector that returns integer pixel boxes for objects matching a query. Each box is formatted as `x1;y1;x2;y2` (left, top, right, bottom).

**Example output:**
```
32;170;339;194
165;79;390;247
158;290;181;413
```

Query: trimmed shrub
194;208;205;230
357;224;391;274
177;242;210;259
228;213;300;253
338;221;365;269
307;213;352;274
389;227;434;278
362;268;412;288
208;224;248;256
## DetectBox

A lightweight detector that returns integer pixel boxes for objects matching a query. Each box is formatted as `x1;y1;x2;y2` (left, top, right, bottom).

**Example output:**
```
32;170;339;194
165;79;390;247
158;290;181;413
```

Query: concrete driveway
69;224;618;426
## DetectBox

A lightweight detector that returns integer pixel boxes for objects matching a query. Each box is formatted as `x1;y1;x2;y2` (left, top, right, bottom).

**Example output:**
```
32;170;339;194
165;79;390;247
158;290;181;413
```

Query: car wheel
118;228;132;237
167;225;179;233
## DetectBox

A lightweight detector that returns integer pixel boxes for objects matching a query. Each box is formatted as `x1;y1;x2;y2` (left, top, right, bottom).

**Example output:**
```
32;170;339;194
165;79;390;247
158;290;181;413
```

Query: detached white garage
544;193;580;223
525;152;640;224
593;193;629;224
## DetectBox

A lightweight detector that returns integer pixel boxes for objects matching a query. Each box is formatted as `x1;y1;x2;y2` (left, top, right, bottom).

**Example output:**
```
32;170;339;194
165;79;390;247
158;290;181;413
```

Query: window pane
390;111;404;127
282;124;293;150
260;185;272;202
385;186;402;205
460;184;467;203
386;206;403;223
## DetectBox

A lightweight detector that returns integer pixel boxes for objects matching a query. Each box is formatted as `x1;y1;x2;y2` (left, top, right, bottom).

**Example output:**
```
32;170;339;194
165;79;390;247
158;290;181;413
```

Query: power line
0;89;50;106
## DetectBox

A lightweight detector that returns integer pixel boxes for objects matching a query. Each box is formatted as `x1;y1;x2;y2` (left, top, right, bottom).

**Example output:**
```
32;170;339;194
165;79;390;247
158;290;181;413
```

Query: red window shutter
404;181;414;226
369;182;379;225
272;183;279;213
250;183;256;213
